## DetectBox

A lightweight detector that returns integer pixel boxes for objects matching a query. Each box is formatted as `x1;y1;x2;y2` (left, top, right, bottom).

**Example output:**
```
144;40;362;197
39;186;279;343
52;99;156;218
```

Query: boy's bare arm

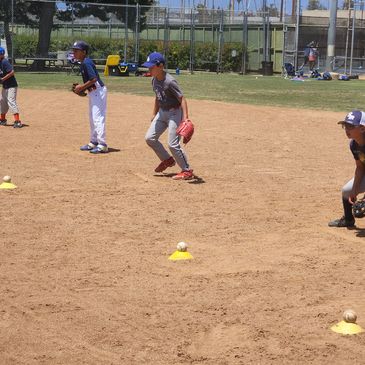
1;70;15;82
179;96;189;120
151;97;159;121
350;160;365;203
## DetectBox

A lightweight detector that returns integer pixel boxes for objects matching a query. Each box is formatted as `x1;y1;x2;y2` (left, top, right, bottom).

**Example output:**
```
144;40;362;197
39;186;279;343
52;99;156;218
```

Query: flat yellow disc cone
0;182;17;190
168;250;194;261
331;320;364;335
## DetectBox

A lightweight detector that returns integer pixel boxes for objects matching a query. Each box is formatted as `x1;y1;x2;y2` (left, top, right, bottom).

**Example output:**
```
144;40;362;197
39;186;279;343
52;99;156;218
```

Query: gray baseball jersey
152;73;183;110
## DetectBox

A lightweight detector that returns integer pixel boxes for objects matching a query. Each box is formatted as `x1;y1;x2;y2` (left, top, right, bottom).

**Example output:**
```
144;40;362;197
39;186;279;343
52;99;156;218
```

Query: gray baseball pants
145;107;190;171
0;87;19;114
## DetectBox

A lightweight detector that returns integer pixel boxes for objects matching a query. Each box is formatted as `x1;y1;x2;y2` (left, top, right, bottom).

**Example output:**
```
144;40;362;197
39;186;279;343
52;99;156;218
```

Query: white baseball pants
88;84;107;146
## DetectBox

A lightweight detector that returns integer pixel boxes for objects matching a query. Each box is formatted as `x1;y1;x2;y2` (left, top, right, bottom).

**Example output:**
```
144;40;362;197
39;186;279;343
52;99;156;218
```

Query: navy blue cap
338;110;365;126
142;52;165;68
0;47;5;55
72;41;89;53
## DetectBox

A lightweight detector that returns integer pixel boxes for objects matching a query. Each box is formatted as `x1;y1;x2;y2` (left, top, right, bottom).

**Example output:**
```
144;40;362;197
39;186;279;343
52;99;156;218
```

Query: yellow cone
331;320;364;335
168;250;194;261
0;182;17;190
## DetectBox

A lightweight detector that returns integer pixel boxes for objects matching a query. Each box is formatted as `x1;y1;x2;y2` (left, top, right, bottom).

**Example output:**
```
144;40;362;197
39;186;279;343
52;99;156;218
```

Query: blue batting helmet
0;47;5;55
72;41;89;53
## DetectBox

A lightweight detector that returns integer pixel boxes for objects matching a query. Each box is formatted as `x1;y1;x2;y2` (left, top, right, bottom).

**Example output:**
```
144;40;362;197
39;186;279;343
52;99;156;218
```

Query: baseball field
1;73;365;364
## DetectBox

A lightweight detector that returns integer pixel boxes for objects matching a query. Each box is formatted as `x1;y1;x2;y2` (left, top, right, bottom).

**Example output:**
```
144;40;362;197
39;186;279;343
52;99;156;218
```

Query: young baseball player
72;41;108;154
0;47;23;128
143;52;193;180
329;110;365;228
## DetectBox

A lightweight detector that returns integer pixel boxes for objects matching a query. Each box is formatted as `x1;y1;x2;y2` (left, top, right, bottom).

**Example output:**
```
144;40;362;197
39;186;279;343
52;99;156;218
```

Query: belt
161;105;181;111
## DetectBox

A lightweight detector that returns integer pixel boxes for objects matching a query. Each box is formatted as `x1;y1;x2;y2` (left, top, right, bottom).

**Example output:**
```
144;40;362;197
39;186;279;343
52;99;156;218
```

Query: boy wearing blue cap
0;47;23;128
143;52;193;180
329;110;365;227
72;41;108;154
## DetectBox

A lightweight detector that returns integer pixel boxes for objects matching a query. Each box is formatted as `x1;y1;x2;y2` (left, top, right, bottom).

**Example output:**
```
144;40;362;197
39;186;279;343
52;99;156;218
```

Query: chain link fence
2;0;365;74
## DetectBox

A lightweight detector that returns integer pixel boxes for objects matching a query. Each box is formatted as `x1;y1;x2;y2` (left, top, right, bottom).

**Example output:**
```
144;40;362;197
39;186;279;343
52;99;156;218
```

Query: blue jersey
0;58;17;89
350;139;365;165
80;58;104;89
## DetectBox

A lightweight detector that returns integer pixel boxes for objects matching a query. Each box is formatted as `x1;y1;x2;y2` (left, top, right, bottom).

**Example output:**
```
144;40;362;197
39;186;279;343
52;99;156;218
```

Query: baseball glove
71;83;87;97
176;119;194;144
353;197;365;218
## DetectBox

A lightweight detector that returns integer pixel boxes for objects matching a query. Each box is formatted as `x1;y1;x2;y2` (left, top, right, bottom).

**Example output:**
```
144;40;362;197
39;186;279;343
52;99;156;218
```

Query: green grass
15;71;365;112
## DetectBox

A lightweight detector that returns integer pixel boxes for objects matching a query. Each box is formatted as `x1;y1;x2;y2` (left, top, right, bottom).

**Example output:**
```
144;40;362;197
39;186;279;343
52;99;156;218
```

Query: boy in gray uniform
143;52;193;180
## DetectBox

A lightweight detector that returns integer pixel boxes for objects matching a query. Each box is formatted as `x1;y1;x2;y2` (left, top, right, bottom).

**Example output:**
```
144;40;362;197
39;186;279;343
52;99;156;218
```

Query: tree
342;0;354;10
3;0;154;70
258;3;280;17
307;0;326;10
0;0;36;62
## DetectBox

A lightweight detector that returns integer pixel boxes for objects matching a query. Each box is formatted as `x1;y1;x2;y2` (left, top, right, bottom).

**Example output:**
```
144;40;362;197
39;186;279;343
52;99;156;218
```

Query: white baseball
343;309;357;323
176;241;188;252
3;175;11;183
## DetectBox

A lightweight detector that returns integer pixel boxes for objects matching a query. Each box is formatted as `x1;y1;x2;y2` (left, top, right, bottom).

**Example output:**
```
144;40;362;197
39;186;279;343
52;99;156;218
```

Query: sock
14;113;20;121
1;114;5;120
342;198;354;221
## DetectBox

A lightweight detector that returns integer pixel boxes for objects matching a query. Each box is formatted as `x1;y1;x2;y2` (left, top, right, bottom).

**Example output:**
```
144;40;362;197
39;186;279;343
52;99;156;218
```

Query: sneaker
0;119;7;126
328;216;355;228
90;145;108;154
172;170;194;180
80;142;97;151
155;157;176;173
13;121;23;128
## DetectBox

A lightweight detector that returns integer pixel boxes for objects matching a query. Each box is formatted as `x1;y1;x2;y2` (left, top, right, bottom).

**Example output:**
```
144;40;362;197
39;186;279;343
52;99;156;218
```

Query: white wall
0;39;8;57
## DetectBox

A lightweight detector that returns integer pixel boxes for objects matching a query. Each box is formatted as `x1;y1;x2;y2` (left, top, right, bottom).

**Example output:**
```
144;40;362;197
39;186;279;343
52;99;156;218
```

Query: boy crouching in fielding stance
72;41;108;154
143;52;193;180
0;47;23;128
329;110;365;228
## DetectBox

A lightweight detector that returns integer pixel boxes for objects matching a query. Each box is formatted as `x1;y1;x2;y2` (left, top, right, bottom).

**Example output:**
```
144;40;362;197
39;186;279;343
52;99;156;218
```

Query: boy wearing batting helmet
329;110;365;227
72;41;108;154
143;52;193;180
0;47;23;128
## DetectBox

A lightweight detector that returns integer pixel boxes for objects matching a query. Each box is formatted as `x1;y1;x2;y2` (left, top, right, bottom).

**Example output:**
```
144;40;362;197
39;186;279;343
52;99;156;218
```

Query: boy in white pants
72;41;108;154
0;47;23;128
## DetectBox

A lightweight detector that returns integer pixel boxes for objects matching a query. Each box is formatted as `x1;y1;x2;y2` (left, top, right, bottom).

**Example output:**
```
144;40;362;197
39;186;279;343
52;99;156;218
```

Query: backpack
284;63;296;77
310;69;321;78
338;74;350;81
322;71;332;80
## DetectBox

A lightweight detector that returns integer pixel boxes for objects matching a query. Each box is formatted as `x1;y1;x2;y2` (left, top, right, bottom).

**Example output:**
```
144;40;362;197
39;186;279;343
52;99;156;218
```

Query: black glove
353;198;365;218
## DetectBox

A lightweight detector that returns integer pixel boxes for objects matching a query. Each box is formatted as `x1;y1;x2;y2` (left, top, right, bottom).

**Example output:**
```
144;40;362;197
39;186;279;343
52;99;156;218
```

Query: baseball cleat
90;145;108;154
172;170;194;180
80;142;97;151
0;119;7;126
155;157;176;173
13;121;23;128
328;216;355;228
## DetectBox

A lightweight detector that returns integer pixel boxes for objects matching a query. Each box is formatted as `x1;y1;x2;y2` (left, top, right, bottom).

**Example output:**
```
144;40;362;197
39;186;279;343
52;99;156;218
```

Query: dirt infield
1;89;365;364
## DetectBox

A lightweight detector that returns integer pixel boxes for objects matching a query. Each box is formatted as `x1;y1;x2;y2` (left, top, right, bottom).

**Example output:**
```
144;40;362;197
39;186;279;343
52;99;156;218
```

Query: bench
25;57;67;69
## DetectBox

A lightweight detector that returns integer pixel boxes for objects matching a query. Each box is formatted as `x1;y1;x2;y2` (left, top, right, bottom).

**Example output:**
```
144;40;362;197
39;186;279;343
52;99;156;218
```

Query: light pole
11;0;14;63
326;0;338;71
124;0;128;62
